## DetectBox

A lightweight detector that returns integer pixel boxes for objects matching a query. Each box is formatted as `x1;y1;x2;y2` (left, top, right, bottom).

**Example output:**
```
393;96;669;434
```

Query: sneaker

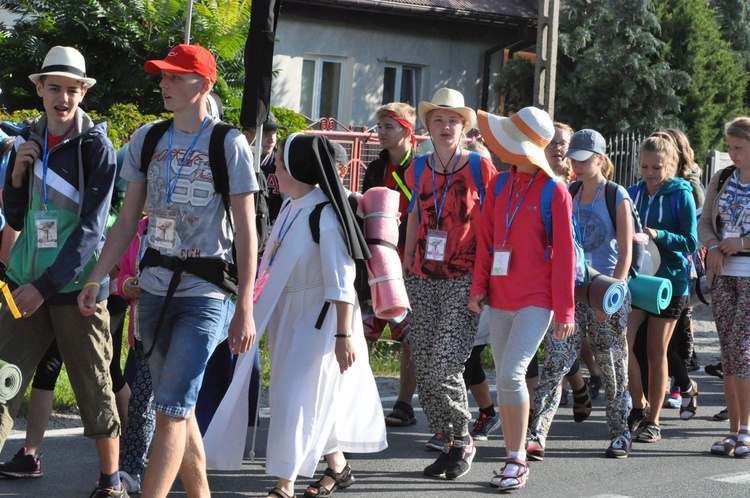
605;434;631;458
444;440;475;480
469;413;501;440
423;450;450;477
425;433;444;451
88;485;130;498
0;447;42;478
705;362;723;379
526;433;546;461
119;471;141;494
664;386;681;409
588;375;602;400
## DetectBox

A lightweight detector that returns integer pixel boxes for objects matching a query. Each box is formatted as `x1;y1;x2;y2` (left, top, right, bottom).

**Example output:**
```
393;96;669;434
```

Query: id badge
425;229;448;261
35;210;59;248
152;216;177;250
491;246;512;276
585;252;594;268
724;226;742;239
253;269;270;303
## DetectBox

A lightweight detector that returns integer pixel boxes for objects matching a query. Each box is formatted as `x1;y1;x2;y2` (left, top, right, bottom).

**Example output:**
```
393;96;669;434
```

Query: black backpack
568;180;645;277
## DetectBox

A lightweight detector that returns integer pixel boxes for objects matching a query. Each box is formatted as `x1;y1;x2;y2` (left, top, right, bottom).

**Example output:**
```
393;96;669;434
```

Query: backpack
406;151;485;217
569;180;645;277
309;194;371;308
254;169;272;253
493;172;588;285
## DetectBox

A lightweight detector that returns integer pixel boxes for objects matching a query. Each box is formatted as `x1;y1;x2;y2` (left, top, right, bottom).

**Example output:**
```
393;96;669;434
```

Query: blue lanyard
41;124;75;208
503;170;538;246
574;179;605;246
166;117;210;203
639;183;665;226
430;149;461;230
730;170;750;226
268;206;302;267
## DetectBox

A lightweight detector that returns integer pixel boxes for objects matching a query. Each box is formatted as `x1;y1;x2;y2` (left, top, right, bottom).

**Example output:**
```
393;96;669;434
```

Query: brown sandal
572;381;592;423
268;487;296;498
710;435;737;456
303;464;355;497
735;430;750;459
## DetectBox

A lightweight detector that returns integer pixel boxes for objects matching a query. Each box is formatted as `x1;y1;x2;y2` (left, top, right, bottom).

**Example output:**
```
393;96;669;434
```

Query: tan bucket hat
418;88;476;129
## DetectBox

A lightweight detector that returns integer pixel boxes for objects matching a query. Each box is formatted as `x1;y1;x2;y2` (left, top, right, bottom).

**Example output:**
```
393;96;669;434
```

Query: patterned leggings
530;300;630;440
713;275;750;378
120;340;156;476
405;273;479;439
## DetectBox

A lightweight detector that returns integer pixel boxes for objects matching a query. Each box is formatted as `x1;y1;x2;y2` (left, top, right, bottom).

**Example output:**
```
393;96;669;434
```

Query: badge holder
425;229;448;261
152;216;178;250
35;210;59;249
492;246;512;276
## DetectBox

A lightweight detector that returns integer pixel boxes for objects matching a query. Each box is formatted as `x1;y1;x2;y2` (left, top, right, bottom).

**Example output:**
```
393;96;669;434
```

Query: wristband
83;281;100;289
122;277;134;288
707;244;719;252
334;334;352;338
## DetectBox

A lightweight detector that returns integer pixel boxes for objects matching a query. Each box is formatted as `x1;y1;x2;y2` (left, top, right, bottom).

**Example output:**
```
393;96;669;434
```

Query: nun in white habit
204;133;387;498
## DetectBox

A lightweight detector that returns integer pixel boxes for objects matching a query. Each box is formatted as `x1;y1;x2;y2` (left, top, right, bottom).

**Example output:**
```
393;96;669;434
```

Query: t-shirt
717;171;750;277
260;151;285;225
572;183;630;278
121;119;258;298
404;154;495;278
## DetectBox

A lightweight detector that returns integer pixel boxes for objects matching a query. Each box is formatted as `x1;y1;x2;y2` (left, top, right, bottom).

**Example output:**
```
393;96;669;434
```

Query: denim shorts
137;291;231;419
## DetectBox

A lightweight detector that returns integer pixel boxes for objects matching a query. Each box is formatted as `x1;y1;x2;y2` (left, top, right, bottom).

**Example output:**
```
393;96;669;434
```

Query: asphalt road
1;306;749;497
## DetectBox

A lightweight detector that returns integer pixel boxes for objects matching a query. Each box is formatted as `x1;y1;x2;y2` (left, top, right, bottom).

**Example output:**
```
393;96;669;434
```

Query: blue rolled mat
574;268;627;315
628;273;673;314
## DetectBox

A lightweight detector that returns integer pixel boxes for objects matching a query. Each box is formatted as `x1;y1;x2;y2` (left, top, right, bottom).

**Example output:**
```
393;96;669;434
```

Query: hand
594;309;611;323
553;321;575;340
643;227;658;239
335;336;356;373
718;237;743;257
11;140;40;188
227;303;256;354
122;278;141;299
468;293;485;314
12;284;44;318
706;245;725;275
77;284;100;316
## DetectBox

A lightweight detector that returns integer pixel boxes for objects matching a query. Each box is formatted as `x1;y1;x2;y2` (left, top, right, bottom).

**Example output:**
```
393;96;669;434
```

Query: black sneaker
423;450;451;477
605;434;631;459
88;485;130;498
0;447;42;479
444;441;475;480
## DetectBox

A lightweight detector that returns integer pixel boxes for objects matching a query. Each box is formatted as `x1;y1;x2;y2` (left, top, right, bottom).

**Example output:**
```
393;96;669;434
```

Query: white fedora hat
29;46;96;87
418;88;476;129
477;106;556;178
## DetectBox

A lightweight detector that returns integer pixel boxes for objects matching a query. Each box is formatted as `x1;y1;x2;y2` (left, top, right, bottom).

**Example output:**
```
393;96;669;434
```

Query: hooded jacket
2;109;116;304
628;177;698;296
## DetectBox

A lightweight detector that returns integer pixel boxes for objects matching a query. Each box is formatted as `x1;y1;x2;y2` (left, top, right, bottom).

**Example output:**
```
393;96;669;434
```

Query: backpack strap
406;154;428;217
140;119;173;174
717;166;736;192
603;181;619;230
207;122;234;231
467;151;485;210
493;171;510;198
309;201;329;244
540;177;559;260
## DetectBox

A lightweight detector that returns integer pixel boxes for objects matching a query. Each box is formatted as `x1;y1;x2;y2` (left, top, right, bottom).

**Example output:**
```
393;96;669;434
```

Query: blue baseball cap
565;129;606;161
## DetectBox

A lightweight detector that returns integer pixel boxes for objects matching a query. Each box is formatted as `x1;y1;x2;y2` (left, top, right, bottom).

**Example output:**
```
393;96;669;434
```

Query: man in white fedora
0;46;126;497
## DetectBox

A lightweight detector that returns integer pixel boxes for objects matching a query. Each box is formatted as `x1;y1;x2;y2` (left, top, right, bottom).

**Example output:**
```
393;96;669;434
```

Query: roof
293;0;538;24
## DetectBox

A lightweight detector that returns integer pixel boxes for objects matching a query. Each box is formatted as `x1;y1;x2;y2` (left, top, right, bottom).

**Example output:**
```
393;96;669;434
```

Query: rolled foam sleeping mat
574;267;627;315
0;359;22;404
627;273;673;315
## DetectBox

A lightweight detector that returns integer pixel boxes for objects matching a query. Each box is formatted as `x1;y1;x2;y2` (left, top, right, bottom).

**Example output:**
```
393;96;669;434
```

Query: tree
0;0;251;115
554;0;688;135
655;0;747;156
710;0;750;107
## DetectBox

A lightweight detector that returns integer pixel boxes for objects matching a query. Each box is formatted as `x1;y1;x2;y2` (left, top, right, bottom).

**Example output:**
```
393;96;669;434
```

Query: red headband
384;111;417;149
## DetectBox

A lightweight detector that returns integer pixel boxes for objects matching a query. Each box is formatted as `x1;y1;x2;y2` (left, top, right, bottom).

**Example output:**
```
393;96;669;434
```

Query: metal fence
606;132;646;188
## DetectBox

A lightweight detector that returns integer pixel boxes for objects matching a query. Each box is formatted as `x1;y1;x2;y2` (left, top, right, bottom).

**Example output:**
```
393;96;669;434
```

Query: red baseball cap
144;44;217;82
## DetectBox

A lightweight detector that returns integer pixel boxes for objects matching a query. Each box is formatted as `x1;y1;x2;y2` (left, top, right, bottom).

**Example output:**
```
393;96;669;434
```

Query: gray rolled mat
0;359;22;404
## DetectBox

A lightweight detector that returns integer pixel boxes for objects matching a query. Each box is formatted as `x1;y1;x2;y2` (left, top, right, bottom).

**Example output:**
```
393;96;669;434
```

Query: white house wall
272;16;503;128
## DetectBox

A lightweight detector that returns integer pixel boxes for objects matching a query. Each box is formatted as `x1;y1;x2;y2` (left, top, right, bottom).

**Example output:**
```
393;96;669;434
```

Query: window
383;64;421;106
300;57;343;120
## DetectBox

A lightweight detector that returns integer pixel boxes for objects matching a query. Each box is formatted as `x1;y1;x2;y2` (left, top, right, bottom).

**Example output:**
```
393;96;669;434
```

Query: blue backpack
406;151;485;217
493;171;588;285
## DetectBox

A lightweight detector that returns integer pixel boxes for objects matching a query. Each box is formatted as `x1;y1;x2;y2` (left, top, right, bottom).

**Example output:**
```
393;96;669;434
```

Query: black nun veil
283;134;370;261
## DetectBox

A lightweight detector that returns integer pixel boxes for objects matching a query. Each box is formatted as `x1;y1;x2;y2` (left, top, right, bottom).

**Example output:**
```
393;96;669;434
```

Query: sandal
634;422;661;443
490;457;529;490
710;435;737;456
384;401;416;427
679;379;698;420
572;381;592;423
303;464;354;497
735;430;750;459
268;487;296;498
627;403;650;433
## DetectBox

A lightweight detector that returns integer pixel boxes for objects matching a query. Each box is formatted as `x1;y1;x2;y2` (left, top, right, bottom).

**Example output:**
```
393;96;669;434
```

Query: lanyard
166;117;210;203
730;170;750;226
268;206;302;267
41;123;75;209
382;149;412;185
430;149;461;230
639;183;665;226
503;170;538;246
574;179;605;246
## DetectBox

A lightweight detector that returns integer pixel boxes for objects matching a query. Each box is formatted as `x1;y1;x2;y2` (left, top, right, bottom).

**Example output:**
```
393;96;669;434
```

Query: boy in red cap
78;44;259;497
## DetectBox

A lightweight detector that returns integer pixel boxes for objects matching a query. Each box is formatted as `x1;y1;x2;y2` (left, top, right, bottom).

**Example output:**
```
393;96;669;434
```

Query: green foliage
655;0;747;157
495;57;535;115
555;0;689;135
710;0;750;107
270;105;307;140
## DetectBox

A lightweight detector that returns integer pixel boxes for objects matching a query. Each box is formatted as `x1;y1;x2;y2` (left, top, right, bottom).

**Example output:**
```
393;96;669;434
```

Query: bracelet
334;334;352;338
707;244;719;252
83;281;100;289
122;277;134;288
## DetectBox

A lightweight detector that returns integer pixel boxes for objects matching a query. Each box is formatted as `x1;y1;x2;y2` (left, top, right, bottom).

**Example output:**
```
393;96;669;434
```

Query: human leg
580;336;602;398
643;316;679;427
302;450;354;497
23;340;64;457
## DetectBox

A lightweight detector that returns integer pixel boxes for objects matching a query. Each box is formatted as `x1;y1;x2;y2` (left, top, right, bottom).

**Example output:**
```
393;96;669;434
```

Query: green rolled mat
628;273;673;315
0;359;22;404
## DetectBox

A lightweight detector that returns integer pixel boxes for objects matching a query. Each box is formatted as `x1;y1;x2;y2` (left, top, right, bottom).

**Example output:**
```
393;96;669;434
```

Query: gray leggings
490;306;552;406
